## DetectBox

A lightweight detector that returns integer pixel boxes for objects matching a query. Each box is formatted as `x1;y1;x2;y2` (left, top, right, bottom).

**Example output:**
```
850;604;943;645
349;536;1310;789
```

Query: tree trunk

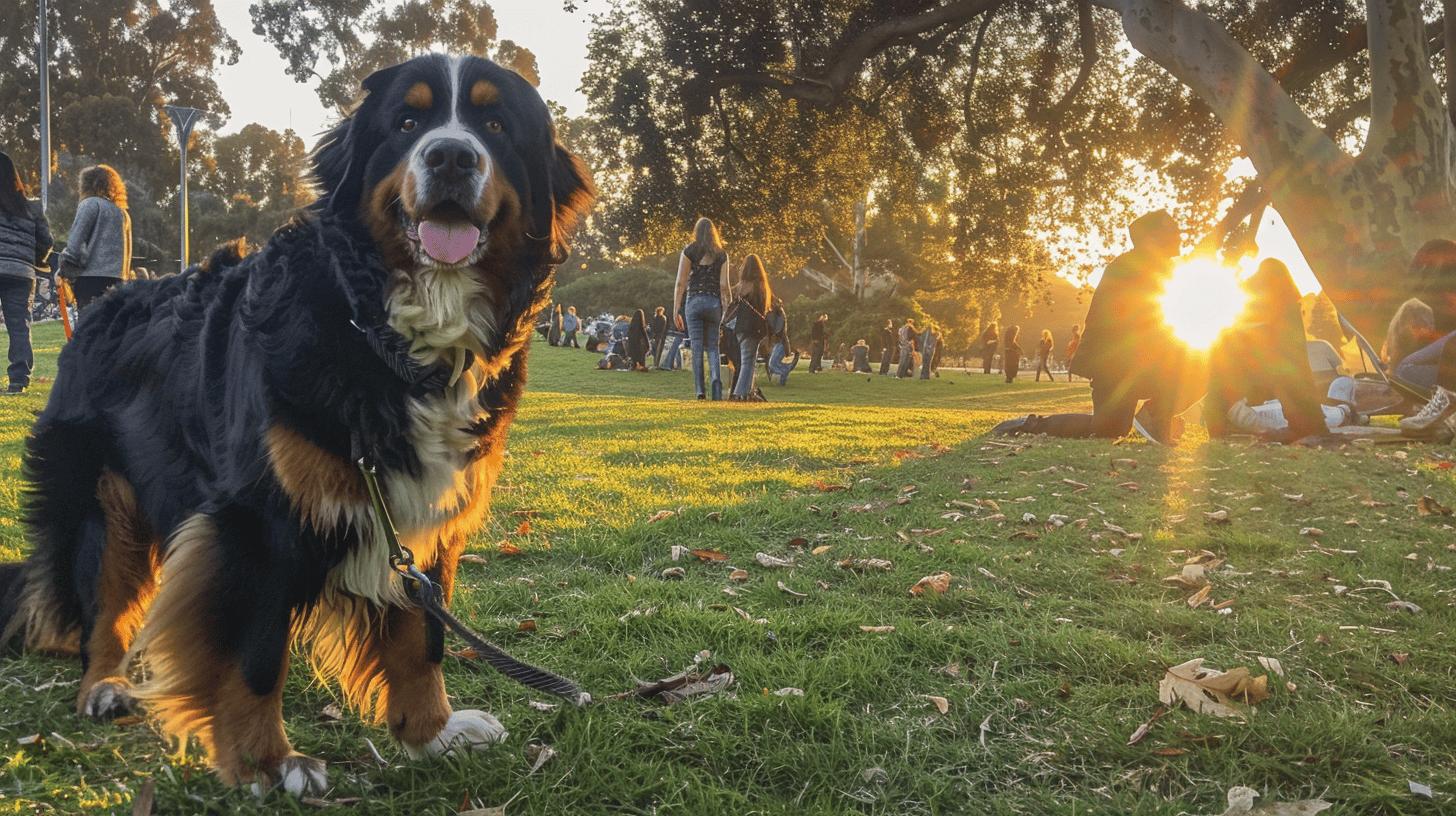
1091;0;1456;341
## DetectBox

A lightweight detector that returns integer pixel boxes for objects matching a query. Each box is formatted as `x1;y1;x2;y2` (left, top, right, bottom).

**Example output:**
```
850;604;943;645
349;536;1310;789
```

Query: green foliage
553;264;677;318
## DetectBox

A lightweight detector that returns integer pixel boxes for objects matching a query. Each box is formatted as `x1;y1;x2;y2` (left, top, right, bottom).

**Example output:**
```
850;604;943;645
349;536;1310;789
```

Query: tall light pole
163;105;203;272
37;0;50;212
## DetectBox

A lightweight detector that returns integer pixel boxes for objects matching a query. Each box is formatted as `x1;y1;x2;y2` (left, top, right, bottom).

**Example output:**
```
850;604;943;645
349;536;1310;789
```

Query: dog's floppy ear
311;64;405;214
526;138;595;262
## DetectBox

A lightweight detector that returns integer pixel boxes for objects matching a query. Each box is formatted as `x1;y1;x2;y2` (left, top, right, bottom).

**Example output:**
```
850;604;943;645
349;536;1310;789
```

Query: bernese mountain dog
0;54;593;794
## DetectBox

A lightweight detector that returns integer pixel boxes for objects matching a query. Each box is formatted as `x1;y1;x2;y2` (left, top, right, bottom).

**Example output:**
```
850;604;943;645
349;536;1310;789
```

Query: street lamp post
37;0;49;213
163;105;203;272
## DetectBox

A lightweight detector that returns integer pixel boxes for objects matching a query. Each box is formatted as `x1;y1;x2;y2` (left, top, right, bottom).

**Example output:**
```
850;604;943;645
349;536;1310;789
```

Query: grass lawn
2;325;1454;814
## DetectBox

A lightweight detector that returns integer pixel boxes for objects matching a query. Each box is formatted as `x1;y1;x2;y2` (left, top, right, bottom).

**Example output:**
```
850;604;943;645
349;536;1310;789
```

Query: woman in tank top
672;217;731;399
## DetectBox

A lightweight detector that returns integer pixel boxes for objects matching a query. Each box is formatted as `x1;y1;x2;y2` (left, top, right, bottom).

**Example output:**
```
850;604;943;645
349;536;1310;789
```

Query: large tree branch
688;0;1006;107
1035;0;1098;126
1444;0;1456;125
1089;0;1346;195
1364;0;1449;162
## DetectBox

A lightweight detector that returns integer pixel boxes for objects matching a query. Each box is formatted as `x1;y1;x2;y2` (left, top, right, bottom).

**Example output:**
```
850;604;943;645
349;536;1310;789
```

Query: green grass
2;328;1454;814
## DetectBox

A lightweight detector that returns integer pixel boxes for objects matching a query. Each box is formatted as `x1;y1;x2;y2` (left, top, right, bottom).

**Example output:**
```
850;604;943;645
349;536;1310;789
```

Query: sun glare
1159;257;1248;351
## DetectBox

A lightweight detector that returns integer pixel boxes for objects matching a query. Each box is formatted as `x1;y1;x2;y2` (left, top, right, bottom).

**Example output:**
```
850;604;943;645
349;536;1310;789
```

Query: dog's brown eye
484;119;504;134
400;118;418;133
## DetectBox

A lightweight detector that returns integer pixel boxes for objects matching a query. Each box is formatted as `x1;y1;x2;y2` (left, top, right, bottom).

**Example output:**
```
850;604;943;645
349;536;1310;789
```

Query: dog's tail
0;418;108;654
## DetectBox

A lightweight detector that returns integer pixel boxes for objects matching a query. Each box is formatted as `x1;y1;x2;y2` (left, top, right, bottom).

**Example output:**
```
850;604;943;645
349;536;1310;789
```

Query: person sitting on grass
1002;325;1023;383
1392;239;1456;439
993;210;1189;443
1203;259;1349;442
851;339;872;373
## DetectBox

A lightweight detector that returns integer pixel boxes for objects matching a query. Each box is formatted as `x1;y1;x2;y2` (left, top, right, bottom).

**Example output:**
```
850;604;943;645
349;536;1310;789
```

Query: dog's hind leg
128;511;326;796
75;471;158;720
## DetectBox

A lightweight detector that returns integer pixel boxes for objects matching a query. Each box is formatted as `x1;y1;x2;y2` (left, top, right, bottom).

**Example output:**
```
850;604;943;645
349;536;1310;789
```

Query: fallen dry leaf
1164;563;1209;589
1256;657;1285;677
613;662;735;704
1417;495;1452;516
909;572;952;596
497;541;522;556
859;625;896;634
755;552;795;568
517;619;537;633
660;567;686;580
776;581;808;598
728;568;750;582
1201;786;1331;816
1158;658;1269;718
1187;585;1212;608
810;545;833;556
1299;527;1324;538
692;548;728;562
839;557;894;572
1386;600;1422;613
923;695;950;715
647;509;676;523
515;519;532;536
525;743;556;774
458;553;489;565
1204;510;1231;524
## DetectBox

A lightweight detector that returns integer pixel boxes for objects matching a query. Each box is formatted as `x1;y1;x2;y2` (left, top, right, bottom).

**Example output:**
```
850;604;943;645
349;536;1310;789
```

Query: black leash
356;456;591;706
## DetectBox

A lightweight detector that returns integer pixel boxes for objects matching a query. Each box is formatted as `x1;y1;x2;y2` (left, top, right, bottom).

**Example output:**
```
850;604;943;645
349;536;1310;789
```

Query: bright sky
214;0;592;141
211;0;1324;296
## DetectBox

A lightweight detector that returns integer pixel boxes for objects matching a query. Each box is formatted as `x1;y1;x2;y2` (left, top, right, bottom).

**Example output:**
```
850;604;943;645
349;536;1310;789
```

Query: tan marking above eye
404;82;433;110
470;80;499;106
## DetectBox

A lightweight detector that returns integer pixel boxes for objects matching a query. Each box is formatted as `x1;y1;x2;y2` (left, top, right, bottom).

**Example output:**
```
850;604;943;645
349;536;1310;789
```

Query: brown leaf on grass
909;572;952;596
1151;747;1188;757
755;552;795;568
1386;600;1422;613
1204;510;1231;524
728;568;750;582
787;537;809;548
497;541;522;556
1417;495;1452;516
613;662;735;704
1126;706;1168;745
1186;585;1212;608
515;519;533;535
813;481;847;492
647;509;676;523
1201;786;1331;816
458;553;489;565
839;557;894;572
811;545;833;556
859;625;896;633
1389;652;1410;665
660;567;686;580
320;703;344;721
1112;458;1138;470
517;619;537;633
1256;657;1285;677
1158;658;1269;718
1299;527;1324;538
692;549;728;562
923;695;950;715
1117;481;1141;492
525;743;556;774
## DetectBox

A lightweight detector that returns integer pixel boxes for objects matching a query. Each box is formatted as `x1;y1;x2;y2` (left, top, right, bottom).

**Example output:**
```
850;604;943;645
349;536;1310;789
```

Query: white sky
213;0;592;141
211;0;1321;295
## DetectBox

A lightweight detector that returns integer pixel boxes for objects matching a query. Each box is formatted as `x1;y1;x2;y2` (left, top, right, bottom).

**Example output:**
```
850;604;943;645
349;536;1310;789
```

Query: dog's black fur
0;54;592;789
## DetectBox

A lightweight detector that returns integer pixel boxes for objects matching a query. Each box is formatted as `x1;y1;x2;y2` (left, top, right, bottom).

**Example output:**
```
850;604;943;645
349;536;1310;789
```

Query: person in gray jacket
0;152;53;394
59;164;131;310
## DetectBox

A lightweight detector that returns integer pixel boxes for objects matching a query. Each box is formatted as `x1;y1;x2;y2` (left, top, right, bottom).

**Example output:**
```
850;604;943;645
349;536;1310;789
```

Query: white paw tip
274;756;328;797
405;709;508;758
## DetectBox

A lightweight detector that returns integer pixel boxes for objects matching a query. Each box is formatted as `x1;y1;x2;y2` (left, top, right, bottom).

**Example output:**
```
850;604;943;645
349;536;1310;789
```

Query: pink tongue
417;220;481;265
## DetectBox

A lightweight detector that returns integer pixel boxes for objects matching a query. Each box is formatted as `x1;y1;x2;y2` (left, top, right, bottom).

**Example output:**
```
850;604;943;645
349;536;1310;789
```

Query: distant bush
553;265;676;318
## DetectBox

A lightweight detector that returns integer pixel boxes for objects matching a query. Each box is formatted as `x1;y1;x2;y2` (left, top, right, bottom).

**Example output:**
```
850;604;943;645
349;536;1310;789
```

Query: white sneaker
1400;387;1455;437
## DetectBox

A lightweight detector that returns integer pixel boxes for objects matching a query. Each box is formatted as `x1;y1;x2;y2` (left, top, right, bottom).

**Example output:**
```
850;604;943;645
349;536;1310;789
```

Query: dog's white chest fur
332;267;502;604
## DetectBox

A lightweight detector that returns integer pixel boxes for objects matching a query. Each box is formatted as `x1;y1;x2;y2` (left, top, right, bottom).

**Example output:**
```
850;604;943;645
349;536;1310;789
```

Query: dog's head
312;54;593;275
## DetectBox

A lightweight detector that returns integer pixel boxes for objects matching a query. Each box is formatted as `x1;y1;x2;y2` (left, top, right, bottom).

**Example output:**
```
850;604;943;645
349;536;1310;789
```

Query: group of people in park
994;208;1456;445
0;151;133;396
975;322;1082;383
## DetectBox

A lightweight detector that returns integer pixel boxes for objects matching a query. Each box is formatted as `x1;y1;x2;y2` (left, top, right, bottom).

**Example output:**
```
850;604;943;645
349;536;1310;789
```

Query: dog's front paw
249;753;329;797
402;709;507;759
78;677;136;720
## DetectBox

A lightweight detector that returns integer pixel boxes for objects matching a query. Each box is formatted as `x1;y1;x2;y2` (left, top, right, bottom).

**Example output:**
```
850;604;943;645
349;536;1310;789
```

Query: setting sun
1159;257;1248;351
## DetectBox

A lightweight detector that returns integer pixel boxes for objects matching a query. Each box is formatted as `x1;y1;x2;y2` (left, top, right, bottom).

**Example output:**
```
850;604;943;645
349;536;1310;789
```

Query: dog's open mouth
402;202;486;267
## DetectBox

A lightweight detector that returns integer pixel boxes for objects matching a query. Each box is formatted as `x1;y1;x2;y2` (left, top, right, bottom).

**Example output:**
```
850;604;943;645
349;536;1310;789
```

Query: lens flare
1159;257;1248;351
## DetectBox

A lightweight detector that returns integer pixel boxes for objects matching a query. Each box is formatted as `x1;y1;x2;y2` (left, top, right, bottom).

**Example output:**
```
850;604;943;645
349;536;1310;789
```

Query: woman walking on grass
673;217;730;399
0;152;53;396
1035;329;1055;381
58;165;130;310
729;254;772;400
979;322;1000;374
1065;324;1082;381
1002;325;1023;383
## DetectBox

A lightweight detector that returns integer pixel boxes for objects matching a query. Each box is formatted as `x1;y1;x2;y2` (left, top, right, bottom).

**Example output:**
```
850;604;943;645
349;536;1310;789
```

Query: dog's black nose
423;139;478;179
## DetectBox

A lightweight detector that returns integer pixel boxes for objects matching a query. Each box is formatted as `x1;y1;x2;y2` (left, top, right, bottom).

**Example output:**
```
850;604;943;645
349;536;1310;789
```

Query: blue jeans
1395;331;1455;389
767;341;798;385
661;333;685;370
734;335;760;398
683;294;722;397
0;277;35;388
